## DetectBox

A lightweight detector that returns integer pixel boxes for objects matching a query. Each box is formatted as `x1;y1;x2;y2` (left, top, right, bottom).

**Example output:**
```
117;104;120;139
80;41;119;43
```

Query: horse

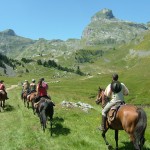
0;90;6;111
22;91;28;107
27;91;37;112
36;97;55;134
95;87;147;150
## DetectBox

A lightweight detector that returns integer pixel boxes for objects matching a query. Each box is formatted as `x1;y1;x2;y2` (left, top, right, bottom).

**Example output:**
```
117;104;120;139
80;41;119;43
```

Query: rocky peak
91;8;115;21
1;29;16;36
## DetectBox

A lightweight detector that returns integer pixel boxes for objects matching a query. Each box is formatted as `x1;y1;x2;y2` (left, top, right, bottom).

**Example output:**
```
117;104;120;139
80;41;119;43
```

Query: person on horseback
0;80;9;99
29;79;36;93
34;78;50;113
99;73;129;131
34;78;50;103
21;80;30;99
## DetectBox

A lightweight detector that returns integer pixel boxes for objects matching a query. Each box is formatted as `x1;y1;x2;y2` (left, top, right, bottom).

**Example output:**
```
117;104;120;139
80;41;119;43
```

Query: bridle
95;87;108;108
96;87;105;104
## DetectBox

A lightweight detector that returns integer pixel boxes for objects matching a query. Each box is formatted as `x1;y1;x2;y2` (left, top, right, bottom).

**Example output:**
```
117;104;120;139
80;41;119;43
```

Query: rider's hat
111;81;122;93
0;80;4;83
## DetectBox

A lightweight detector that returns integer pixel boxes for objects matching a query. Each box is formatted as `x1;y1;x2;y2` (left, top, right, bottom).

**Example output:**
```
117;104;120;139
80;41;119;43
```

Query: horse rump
38;98;55;132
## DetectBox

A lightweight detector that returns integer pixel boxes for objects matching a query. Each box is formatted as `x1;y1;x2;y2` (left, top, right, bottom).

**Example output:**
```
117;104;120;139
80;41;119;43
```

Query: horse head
95;87;108;108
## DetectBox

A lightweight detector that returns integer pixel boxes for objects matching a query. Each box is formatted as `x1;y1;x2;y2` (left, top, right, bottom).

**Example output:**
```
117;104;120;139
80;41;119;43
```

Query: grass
0;75;150;150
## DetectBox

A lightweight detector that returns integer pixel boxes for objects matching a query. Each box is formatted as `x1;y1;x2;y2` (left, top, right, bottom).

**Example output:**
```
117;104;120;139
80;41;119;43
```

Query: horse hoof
108;144;113;150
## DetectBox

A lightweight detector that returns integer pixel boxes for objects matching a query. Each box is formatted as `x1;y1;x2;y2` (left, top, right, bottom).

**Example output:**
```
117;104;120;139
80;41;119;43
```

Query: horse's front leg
115;130;118;150
102;130;113;150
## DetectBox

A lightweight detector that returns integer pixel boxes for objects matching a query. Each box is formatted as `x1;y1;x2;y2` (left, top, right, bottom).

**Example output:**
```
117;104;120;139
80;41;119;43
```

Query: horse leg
102;130;113;150
23;98;26;107
32;102;36;115
115;130;118;150
2;100;5;108
0;101;1;112
27;101;29;109
50;118;53;136
130;134;140;150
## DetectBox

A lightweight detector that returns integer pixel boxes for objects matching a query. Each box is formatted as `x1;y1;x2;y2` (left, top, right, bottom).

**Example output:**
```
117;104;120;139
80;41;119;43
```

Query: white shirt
104;83;129;102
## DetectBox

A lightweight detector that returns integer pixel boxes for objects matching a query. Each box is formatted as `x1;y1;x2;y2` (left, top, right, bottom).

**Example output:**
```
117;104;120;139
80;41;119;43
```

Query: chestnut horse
95;87;147;150
27;91;37;112
22;91;28;107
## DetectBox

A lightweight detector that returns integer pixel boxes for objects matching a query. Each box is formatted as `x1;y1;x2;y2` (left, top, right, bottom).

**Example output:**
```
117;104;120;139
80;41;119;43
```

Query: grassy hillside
0;75;149;150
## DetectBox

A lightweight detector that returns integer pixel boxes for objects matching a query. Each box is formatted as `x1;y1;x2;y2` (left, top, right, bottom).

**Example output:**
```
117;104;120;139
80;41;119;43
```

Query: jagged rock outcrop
0;29;16;36
82;8;149;46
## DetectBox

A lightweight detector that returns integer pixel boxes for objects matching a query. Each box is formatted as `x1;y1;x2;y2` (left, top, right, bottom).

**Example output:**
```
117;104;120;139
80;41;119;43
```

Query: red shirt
37;84;47;96
0;83;5;91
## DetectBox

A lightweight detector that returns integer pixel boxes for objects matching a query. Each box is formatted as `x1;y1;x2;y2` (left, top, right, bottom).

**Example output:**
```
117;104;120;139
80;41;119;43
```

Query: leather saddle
107;102;125;123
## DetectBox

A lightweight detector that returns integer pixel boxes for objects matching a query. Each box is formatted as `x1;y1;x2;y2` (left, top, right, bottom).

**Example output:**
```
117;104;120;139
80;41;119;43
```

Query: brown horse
22;91;28;107
27;91;37;112
95;87;147;150
0;90;6;111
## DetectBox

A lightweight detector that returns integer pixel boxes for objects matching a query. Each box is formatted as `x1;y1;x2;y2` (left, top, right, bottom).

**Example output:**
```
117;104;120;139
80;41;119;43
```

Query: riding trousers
102;100;123;117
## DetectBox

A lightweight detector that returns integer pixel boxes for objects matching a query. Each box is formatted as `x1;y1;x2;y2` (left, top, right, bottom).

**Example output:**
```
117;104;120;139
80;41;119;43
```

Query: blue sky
0;0;149;40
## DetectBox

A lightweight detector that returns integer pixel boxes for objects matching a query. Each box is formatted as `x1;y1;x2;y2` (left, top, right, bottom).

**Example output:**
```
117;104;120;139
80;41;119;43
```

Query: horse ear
99;86;101;90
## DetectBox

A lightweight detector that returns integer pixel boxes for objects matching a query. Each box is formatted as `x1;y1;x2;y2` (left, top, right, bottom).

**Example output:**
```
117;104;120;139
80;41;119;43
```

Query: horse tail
134;108;147;148
39;102;47;132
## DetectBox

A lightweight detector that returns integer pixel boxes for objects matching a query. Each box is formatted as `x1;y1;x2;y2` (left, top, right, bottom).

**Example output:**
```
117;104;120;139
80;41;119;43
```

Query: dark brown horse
36;97;55;134
0;90;6;111
95;87;147;150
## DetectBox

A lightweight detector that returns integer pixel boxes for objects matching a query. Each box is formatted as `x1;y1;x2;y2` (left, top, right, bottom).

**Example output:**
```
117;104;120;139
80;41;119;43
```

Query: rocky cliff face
82;8;149;46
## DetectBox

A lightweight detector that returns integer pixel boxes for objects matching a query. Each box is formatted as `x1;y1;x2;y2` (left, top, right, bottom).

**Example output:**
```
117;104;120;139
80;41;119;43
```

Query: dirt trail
6;85;18;91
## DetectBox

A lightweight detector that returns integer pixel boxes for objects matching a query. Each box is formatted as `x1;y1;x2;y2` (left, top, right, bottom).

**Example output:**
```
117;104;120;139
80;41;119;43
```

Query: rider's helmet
111;81;122;93
32;79;35;82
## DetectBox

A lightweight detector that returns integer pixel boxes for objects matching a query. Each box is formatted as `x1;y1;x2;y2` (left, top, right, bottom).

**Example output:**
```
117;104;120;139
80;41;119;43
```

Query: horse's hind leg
130;134;140;150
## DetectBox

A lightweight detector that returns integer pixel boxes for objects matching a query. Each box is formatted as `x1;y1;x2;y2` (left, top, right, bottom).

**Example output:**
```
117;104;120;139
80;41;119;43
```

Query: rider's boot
6;93;9;100
98;115;106;131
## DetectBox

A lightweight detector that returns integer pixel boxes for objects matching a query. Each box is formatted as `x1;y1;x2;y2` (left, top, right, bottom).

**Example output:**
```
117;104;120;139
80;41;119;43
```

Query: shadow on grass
4;104;15;111
49;117;70;137
118;141;150;150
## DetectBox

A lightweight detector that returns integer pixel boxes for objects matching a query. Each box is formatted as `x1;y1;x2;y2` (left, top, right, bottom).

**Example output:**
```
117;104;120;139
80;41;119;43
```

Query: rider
29;79;36;93
35;78;49;102
0;80;9;99
34;78;50;113
21;80;30;98
99;73;129;131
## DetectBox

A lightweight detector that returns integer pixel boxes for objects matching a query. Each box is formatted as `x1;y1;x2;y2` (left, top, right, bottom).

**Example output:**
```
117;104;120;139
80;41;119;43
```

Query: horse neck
101;90;108;108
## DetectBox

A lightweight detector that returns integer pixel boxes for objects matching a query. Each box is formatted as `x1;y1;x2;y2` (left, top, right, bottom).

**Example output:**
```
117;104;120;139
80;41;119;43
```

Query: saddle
0;90;5;95
34;97;55;108
107;102;125;123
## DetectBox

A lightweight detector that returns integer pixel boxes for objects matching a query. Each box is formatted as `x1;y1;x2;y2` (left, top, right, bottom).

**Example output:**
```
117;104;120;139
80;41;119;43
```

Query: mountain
0;8;149;60
0;8;150;77
81;8;149;46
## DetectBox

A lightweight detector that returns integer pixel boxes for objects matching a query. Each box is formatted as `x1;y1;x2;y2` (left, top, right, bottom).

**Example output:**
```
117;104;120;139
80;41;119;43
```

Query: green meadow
0;74;150;150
